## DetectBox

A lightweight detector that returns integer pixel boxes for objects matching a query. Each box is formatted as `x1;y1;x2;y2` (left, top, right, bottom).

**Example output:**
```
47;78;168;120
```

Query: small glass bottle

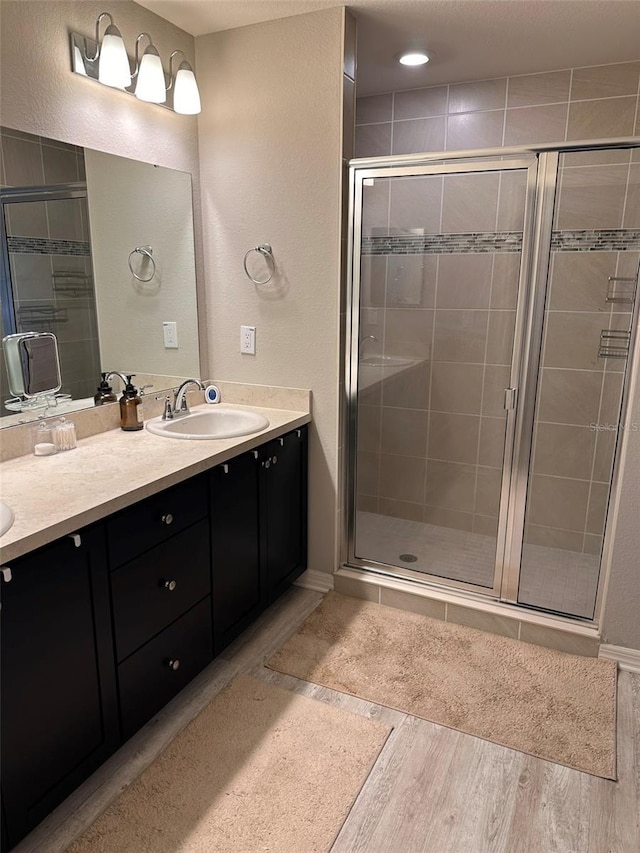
119;375;143;431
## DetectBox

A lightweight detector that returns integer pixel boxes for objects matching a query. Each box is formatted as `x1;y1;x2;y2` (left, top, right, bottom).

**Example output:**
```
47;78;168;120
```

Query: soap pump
119;375;143;431
93;372;117;406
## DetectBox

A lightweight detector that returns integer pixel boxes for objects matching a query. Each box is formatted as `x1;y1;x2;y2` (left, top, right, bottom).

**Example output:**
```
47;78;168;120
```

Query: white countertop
0;402;310;563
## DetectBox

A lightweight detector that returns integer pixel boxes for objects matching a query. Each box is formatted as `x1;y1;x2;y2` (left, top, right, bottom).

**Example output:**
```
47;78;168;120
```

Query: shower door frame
344;138;640;623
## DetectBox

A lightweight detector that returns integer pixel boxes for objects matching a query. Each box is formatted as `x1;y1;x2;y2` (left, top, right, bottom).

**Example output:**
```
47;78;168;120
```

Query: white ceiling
136;0;640;96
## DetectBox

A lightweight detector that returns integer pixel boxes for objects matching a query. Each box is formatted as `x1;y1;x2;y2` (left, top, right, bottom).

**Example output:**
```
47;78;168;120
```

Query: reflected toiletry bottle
119;375;143;431
94;373;118;406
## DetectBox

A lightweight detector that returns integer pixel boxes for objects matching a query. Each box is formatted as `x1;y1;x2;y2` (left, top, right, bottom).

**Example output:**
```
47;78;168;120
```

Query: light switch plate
163;321;178;349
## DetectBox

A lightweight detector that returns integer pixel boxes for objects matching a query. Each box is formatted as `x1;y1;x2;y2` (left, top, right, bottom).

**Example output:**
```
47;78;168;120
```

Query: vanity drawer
107;474;208;568
117;598;213;740
111;520;211;662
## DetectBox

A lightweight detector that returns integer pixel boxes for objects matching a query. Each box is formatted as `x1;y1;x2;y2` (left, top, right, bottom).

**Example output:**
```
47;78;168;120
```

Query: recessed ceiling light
397;51;432;67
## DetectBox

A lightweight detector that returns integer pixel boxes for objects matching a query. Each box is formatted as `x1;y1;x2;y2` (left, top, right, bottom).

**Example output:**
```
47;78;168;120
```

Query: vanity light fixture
134;34;166;103
397;50;432;67
169;50;201;115
92;12;131;89
70;12;201;115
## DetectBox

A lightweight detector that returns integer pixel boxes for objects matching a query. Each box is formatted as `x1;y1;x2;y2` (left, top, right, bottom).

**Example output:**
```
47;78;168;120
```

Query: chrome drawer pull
162;579;177;591
0;567;12;583
167;658;180;671
162;513;174;525
68;533;82;548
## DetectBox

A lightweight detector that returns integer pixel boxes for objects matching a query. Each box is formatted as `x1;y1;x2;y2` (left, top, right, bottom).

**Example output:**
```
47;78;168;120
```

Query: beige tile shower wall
355;61;640;156
356;61;640;650
196;8;345;578
357;172;523;537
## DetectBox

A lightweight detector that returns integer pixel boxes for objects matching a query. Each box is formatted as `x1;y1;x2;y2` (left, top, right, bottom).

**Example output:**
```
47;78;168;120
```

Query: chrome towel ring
128;246;156;282
243;243;275;284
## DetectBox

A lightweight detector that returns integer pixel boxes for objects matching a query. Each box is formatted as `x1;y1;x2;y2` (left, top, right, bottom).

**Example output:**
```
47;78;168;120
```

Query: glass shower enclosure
346;144;639;621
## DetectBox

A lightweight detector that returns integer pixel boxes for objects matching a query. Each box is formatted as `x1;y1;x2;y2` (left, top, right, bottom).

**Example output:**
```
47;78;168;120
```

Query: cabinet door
0;526;119;848
210;452;260;652
260;427;308;602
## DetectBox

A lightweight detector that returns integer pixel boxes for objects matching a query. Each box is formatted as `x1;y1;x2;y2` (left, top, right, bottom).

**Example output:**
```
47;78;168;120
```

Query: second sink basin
0;501;14;536
146;407;269;440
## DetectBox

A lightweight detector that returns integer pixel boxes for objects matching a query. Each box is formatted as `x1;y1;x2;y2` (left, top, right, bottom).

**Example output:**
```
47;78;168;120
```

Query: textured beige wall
0;0;207;372
196;8;345;575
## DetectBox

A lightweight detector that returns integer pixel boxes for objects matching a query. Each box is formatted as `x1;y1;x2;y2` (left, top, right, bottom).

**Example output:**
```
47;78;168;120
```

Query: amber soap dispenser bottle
119;375;143;431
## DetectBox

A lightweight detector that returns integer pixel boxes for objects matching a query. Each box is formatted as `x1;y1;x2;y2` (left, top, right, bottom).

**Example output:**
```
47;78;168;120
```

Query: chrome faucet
359;335;379;355
173;379;205;416
105;371;128;388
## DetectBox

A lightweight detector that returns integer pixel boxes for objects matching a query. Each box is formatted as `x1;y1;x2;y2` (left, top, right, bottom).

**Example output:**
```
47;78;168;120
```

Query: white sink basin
360;355;414;367
146;407;270;440
0;501;14;536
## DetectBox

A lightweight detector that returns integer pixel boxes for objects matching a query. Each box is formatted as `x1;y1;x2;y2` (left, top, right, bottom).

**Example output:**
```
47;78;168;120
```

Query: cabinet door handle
0;566;12;583
162;513;174;525
68;533;82;548
253;450;259;459
272;455;278;465
279;437;284;446
222;464;229;474
166;658;180;671
162;579;177;591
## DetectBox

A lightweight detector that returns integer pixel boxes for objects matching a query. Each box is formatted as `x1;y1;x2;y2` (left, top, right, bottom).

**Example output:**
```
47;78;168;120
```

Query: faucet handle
156;395;174;420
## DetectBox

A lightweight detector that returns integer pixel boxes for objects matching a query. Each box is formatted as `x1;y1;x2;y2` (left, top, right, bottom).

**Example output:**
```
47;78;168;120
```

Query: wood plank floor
16;587;640;853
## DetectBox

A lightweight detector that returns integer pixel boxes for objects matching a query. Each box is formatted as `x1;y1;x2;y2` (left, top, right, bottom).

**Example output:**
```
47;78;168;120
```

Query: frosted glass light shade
98;25;131;89
174;62;201;114
136;48;166;103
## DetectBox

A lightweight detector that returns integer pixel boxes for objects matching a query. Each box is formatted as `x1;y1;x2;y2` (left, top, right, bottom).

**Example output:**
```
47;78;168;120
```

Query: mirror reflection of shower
0;185;101;418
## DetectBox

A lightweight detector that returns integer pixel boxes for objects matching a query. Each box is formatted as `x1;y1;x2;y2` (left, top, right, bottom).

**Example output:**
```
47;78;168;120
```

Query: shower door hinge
504;388;517;411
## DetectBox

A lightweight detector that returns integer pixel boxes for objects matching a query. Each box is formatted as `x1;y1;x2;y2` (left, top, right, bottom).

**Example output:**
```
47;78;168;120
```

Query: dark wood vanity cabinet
210;427;308;653
260;428;308;603
210;451;261;652
107;473;213;739
0;425;307;850
0;526;119;849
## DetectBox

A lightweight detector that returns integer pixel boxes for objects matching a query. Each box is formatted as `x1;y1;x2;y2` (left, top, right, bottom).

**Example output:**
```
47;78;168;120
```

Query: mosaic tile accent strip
551;229;640;252
362;229;640;255
7;236;90;256
362;232;523;255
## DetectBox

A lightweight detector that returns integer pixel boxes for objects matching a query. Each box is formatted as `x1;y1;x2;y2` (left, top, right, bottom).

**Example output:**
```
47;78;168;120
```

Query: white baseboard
599;643;640;673
294;569;334;593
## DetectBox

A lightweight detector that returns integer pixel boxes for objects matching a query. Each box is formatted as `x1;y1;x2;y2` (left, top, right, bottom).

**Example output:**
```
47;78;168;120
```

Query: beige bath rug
68;674;391;852
267;592;617;779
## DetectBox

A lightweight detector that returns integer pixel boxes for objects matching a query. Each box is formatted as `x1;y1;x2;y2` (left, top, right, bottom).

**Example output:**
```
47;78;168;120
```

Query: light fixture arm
168;49;189;91
86;11;114;61
133;32;154;79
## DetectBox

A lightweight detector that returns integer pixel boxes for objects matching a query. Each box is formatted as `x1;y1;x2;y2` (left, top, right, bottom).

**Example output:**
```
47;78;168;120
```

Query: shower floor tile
355;511;600;619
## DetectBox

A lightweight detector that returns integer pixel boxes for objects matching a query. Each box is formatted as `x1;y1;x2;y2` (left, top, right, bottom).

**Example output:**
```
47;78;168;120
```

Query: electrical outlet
240;325;256;354
163;321;178;349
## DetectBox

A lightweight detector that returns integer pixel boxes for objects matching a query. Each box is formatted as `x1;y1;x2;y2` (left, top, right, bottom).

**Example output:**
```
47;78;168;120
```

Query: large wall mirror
0;126;200;428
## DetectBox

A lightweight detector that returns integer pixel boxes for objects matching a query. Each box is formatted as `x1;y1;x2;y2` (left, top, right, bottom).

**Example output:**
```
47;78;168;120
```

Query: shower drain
399;553;418;563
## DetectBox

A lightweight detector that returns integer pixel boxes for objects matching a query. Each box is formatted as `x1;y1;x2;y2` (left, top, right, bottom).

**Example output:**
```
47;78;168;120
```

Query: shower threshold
354;511;600;620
